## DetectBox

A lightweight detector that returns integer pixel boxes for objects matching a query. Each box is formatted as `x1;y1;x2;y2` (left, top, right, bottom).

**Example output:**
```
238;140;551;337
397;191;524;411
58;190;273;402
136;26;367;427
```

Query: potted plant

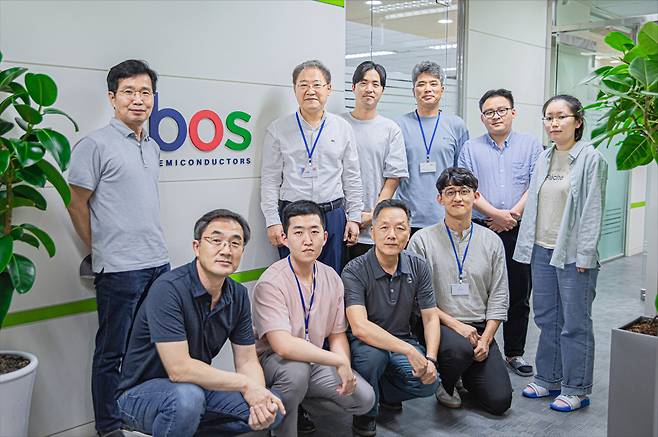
580;20;658;437
0;50;76;437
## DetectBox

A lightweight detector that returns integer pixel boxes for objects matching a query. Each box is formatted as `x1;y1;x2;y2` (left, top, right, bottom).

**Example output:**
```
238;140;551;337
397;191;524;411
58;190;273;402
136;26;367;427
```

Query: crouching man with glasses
116;210;285;437
408;167;512;415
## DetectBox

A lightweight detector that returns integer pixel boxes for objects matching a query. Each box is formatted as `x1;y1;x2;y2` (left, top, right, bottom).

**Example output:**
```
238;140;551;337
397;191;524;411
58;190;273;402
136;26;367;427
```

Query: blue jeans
531;245;597;396
349;336;440;417
117;378;284;437
92;264;170;433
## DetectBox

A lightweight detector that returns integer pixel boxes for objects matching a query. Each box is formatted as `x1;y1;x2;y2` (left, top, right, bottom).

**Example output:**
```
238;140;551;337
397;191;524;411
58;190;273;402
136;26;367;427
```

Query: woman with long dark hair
513;94;608;412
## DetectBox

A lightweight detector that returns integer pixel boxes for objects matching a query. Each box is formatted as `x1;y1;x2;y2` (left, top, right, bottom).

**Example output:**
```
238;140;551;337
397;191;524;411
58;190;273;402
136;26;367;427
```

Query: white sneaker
435;383;462;408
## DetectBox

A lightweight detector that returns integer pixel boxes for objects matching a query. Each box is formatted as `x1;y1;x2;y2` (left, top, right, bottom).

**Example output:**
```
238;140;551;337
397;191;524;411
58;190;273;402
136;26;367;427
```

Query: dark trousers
346;242;372;262
474;220;532;357
349;335;439;417
278;205;347;273
415;322;512;416
92;263;170;433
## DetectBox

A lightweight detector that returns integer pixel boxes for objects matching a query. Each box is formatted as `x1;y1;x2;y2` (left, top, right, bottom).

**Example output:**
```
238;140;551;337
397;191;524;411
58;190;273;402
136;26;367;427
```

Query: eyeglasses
442;187;473;198
542;115;576;124
296;82;328;92
117;88;153;99
482;107;511;118
202;236;243;250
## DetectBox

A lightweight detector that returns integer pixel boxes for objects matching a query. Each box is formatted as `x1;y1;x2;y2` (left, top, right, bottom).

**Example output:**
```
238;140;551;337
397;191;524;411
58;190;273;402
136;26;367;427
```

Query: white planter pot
0;351;38;437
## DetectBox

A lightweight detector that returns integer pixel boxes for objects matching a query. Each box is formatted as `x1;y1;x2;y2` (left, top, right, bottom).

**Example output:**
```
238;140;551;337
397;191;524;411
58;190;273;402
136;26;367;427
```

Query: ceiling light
384;4;458;20
345;50;397;60
365;0;382;5
428;43;458;50
438;19;453;24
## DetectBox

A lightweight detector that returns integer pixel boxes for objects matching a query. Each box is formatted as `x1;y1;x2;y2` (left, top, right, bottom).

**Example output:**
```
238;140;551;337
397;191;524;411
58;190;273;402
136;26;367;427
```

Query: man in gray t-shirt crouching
67;59;170;436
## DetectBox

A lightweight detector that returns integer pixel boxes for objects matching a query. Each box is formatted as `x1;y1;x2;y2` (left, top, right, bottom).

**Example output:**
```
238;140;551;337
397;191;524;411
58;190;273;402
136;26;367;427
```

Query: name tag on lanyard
296;112;325;180
301;162;319;178
416;110;440;174
451;282;470;296
445;221;473;296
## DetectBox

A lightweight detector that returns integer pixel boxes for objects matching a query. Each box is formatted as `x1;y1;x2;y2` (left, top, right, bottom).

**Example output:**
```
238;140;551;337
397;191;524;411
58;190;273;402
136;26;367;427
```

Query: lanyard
444;221;473;283
415;109;441;161
295;112;326;164
287;256;316;341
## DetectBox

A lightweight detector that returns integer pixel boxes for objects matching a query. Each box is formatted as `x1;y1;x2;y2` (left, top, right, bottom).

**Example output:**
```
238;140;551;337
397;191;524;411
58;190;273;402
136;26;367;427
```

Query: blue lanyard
415;109;441;161
287;256;316;341
444;221;473;283
295;112;326;164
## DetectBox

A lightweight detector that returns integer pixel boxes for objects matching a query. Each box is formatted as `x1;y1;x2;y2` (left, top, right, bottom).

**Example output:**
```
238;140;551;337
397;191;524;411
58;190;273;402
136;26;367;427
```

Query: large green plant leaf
14;104;42;125
579;65;614;85
0;67;27;91
20;223;55;257
10;228;40;250
8;82;30;105
0;118;12;136
604;31;635;52
12;185;47;210
638;21;658;56
0;272;15;329
24;73;57;107
42;108;79;132
624;45;647;63
14;117;29;132
616;134;654;169
0;191;38;210
10;139;45;167
629;57;658;87
0;234;13;273
7;254;36;294
0;149;10;173
16;164;47;187
35;128;70;170
36;159;71;205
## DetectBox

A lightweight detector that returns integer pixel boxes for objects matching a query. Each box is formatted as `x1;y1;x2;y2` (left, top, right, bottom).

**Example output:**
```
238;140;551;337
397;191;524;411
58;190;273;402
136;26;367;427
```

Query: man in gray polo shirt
342;199;440;436
408;167;512;415
67;59;169;437
396;61;469;234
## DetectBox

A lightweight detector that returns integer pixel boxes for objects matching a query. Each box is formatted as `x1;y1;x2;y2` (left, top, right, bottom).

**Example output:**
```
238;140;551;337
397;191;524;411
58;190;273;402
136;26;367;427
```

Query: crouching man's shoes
352;414;376;436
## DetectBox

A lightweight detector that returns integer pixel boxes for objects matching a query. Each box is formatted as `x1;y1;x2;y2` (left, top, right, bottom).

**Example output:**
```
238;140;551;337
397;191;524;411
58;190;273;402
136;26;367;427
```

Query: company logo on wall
149;93;253;168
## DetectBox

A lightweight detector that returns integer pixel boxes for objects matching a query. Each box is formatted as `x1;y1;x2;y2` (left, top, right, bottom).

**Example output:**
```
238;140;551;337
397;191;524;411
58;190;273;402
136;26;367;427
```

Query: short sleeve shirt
341;248;436;339
67;118;169;272
341;113;409;244
396;111;469;228
252;259;347;355
118;260;255;393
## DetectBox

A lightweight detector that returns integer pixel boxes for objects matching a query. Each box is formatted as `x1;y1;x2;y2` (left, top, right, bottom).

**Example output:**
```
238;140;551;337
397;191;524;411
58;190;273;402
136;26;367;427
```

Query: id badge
301;163;318;178
451;283;470;296
420;161;437;173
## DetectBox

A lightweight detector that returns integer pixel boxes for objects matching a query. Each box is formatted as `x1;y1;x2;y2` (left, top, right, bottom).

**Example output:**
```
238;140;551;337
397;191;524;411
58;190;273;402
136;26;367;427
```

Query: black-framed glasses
202;236;243;250
482;107;511;118
542;115;576;124
442;187;473;198
117;88;153;99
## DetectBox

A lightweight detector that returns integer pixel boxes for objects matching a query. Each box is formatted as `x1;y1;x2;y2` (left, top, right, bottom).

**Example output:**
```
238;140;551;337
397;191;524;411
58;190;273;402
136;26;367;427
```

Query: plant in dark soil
0;353;29;375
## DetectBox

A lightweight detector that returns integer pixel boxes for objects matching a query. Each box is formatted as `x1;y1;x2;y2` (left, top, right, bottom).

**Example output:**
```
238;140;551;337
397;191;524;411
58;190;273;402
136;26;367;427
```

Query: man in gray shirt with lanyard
408;167;512;415
261;60;363;273
67;60;170;436
396;61;469;234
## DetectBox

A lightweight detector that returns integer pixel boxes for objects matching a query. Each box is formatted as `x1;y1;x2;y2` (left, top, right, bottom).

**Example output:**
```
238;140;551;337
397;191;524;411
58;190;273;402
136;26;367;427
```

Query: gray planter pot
608;317;658;437
0;351;39;437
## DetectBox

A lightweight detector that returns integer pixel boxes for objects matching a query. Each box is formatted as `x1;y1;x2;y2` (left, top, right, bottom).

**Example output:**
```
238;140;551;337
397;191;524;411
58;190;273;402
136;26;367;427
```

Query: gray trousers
261;352;376;437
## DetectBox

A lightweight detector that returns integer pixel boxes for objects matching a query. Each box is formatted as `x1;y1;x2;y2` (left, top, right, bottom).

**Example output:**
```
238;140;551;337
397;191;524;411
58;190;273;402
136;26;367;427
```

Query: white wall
464;0;549;141
0;1;345;435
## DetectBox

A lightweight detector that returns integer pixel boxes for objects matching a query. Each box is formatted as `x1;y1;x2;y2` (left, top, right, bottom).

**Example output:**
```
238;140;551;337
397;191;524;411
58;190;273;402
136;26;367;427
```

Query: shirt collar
187;260;234;309
366;247;411;279
547;139;588;162
110;117;150;141
486;131;513;150
296;110;328;131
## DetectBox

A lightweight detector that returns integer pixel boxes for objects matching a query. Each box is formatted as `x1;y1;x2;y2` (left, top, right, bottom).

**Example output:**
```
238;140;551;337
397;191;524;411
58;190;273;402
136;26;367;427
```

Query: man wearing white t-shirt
342;61;408;260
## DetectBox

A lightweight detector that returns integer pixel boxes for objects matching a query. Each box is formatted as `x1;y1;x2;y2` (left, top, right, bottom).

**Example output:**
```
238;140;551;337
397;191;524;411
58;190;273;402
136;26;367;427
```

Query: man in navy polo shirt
117;209;285;437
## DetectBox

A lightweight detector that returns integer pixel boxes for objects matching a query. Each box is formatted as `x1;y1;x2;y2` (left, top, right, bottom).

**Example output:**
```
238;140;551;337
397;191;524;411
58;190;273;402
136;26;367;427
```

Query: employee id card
301;162;318;178
420;161;437;173
451;282;470;296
